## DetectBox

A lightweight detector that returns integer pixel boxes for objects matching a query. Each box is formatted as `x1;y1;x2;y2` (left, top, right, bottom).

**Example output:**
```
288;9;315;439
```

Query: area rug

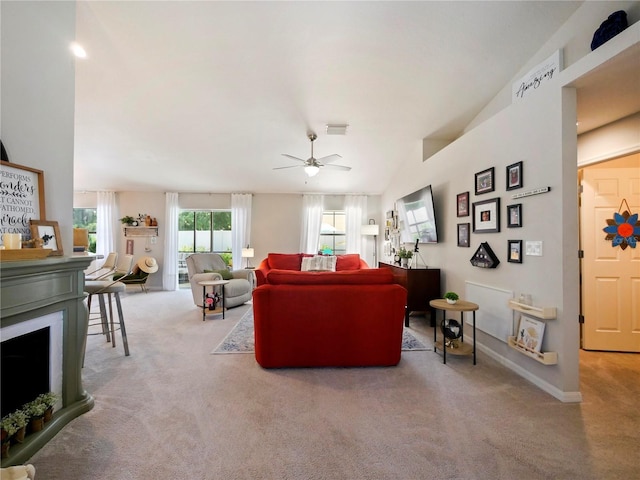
211;309;430;354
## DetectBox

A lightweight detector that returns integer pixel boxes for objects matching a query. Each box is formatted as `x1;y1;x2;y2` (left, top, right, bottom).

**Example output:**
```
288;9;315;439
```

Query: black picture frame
457;223;470;247
507;203;522;228
508;240;523;263
475;167;495;195
456;192;469;217
506;161;523;190
472;197;500;233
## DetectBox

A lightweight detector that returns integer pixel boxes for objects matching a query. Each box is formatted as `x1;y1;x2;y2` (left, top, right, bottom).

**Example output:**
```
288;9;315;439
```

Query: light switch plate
525;241;543;256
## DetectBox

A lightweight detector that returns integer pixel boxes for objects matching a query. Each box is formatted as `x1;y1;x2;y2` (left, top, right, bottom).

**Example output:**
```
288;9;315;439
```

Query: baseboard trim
476;342;583;403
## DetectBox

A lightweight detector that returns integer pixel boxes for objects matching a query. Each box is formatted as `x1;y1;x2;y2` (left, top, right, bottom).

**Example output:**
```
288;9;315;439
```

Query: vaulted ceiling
74;1;595;195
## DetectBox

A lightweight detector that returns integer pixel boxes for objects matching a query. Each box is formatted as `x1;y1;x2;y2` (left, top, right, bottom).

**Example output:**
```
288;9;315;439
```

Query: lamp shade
304;165;320;177
361;225;379;236
137;256;158;273
241;248;255;258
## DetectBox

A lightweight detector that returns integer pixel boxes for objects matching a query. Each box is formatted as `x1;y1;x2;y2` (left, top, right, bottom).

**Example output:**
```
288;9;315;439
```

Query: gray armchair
185;253;252;309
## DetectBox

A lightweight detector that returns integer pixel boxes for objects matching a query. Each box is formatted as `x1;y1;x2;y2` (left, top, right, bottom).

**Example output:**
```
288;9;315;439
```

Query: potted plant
444;291;459;304
119;215;135;226
1;415;18;458
7;409;28;443
36;392;58;422
24;399;48;433
398;247;413;267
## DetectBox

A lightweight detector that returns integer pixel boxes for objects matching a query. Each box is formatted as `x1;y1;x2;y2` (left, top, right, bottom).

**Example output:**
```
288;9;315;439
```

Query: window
72;208;97;253
319;211;346;255
178;210;232;264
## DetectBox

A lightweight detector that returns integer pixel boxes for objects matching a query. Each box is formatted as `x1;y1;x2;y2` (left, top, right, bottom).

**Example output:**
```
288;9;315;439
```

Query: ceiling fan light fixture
326;124;348;135
304;165;320;177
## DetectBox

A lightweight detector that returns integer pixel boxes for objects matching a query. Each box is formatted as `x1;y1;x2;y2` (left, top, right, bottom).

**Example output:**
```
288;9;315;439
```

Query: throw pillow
336;254;361;271
268;253;302;270
301;255;336;271
204;269;233;280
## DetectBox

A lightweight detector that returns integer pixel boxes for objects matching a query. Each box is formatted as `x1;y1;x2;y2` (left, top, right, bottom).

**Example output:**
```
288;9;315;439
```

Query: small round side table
429;298;479;365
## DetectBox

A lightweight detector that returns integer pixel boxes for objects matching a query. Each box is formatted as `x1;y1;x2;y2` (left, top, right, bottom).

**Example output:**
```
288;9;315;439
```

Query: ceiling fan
274;133;351;177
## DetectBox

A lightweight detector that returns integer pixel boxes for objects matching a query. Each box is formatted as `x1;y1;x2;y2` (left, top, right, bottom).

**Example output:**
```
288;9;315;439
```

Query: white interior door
581;167;640;352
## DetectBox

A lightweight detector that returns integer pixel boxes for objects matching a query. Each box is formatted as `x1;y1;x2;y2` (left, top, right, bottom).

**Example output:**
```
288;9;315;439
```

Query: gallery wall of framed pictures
456;160;531;266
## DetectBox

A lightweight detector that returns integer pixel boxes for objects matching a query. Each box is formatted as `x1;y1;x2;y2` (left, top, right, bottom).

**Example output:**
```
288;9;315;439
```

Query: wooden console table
378;262;441;327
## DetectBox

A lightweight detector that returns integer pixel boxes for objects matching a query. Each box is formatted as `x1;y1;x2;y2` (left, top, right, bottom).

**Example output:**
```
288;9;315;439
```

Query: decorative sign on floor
511;186;551;199
512;50;563;102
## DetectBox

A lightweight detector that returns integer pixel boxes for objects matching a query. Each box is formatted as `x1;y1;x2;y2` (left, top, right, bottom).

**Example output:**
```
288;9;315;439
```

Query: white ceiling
73;1;607;195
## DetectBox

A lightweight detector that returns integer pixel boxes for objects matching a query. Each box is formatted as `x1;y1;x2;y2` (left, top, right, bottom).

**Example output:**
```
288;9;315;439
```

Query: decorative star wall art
603;201;640;250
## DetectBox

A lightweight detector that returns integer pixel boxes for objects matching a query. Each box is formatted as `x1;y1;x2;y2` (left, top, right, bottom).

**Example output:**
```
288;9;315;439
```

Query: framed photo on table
506;161;523;190
457;192;469;217
30;220;63;256
472;197;500;233
475;167;495;195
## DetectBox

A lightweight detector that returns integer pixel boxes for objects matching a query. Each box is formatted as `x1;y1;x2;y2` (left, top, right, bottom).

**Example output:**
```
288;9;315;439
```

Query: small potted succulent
7;409;28;443
444;291;459;304
1;415;18;458
119;215;135;226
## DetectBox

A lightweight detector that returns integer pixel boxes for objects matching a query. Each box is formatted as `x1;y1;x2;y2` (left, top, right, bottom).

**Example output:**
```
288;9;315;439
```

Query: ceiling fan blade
281;154;307;163
316;154;342;164
273;164;303;170
323;164;351;171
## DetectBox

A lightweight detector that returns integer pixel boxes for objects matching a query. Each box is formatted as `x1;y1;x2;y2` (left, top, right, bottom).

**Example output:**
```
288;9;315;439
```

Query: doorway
579;152;640;352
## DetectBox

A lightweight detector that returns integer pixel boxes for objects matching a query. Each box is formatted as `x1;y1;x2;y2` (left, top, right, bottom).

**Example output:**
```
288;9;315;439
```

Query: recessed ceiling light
70;42;87;59
326;124;348;135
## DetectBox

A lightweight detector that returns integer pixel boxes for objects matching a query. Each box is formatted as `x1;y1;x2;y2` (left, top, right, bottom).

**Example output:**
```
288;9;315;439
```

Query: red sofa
252;268;407;368
255;252;369;286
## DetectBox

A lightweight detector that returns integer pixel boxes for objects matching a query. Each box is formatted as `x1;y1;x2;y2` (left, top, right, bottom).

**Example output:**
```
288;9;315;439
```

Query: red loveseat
255;252;369;286
252;268;407;368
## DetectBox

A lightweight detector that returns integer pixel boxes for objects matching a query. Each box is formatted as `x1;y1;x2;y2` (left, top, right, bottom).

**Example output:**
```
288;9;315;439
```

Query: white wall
382;5;639;401
1;1;76;255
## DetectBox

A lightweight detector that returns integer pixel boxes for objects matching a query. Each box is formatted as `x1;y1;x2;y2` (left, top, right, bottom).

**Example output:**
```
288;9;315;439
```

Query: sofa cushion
301;255;337;272
336;254;361;271
266;268;393;285
268;253;302;271
204;269;233;280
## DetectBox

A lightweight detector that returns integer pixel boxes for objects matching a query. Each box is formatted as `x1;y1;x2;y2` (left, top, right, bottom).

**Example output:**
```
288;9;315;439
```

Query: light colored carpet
27;288;640;480
211;308;429;354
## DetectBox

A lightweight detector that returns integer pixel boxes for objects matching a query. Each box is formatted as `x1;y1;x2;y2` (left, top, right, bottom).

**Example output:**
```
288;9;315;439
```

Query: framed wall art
1;160;46;241
507;203;522;228
508;239;523;263
472;197;500;233
30;220;63;256
506;161;523;190
456;192;469;217
457;223;470;247
475;167;495;195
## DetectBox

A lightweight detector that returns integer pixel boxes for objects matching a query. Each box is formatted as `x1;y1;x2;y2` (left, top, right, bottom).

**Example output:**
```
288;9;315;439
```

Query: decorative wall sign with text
1;161;45;241
512;50;563;102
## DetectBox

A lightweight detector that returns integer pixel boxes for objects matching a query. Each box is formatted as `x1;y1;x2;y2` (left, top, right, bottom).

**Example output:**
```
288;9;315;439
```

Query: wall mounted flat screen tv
396;185;438;243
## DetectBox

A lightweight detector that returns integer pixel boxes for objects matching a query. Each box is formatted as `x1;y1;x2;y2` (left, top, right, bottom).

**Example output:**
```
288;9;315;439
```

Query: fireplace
0;256;94;467
1;312;64;418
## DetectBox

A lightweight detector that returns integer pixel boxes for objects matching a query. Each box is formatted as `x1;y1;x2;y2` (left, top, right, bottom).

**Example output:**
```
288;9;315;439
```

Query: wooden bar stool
85;280;130;356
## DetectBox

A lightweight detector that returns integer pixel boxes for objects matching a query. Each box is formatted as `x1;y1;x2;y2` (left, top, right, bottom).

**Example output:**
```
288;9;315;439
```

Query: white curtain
163;192;179;291
231;193;252;269
344;195;368;254
96;191;117;260
300;194;324;254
